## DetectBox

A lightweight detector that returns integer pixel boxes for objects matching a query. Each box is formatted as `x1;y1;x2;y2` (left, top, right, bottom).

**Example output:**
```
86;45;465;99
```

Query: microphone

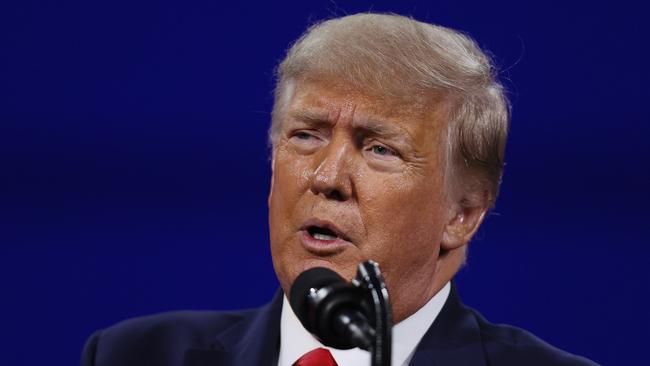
289;267;376;351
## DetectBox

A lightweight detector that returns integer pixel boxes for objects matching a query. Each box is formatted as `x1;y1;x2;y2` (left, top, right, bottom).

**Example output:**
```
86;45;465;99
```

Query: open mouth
307;226;339;241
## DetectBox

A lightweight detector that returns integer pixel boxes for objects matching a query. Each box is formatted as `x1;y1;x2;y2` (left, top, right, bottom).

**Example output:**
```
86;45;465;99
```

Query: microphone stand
354;260;392;366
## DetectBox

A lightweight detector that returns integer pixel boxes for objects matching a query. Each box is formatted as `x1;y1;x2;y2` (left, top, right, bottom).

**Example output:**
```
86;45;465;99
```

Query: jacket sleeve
81;330;102;366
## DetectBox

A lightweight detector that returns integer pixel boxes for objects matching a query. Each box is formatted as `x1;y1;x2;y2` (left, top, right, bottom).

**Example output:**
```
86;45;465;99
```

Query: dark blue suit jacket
81;284;598;365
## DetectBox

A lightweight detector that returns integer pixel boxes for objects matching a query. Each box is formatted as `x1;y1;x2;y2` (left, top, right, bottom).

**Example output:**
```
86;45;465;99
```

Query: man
82;13;597;366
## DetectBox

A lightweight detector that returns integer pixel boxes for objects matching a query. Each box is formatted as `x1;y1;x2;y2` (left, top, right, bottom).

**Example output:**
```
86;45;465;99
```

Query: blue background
1;1;648;365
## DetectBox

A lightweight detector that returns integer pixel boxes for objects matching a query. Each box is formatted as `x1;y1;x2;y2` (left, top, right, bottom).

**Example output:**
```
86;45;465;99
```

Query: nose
310;138;354;202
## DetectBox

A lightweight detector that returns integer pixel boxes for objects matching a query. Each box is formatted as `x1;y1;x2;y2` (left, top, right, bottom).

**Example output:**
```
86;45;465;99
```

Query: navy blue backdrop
1;1;648;365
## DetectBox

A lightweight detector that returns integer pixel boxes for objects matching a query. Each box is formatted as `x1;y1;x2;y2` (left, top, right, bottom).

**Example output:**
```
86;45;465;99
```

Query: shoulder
82;309;255;366
469;308;599;366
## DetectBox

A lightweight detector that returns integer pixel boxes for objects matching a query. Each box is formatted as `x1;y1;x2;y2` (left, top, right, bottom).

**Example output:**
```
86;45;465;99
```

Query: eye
294;131;313;140
362;140;402;166
288;130;324;153
371;145;395;156
290;130;320;142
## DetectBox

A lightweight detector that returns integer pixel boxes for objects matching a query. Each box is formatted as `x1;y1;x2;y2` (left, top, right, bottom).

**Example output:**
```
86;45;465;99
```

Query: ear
441;201;488;251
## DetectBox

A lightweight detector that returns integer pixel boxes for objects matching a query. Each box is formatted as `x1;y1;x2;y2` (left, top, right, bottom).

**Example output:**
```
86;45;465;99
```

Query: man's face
268;78;456;322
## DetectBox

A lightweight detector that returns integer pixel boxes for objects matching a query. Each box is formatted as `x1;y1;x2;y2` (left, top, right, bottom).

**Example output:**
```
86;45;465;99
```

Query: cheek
270;152;311;209
359;172;448;266
269;150;316;255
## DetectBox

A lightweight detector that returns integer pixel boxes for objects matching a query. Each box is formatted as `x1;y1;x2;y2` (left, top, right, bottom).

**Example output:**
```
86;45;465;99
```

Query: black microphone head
289;266;374;350
289;267;344;329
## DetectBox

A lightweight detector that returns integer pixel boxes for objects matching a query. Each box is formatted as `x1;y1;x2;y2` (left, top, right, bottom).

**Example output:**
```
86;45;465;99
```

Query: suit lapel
184;290;284;366
182;284;487;366
409;283;488;366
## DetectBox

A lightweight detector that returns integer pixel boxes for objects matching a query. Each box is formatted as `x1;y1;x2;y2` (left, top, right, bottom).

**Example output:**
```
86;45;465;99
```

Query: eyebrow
289;109;414;146
353;117;415;147
289;109;331;126
353;117;400;135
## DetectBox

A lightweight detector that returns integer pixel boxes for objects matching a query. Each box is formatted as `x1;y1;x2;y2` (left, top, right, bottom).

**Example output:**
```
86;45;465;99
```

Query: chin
278;255;358;293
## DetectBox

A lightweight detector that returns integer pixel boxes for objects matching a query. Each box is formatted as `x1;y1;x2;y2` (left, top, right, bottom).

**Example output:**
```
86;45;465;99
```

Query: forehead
284;77;449;133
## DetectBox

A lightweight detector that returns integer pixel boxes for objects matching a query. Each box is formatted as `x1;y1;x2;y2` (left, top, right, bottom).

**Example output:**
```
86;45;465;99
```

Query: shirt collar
277;282;451;366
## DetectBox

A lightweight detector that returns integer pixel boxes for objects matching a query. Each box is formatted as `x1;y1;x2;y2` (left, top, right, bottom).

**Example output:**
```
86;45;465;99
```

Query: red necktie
292;348;339;366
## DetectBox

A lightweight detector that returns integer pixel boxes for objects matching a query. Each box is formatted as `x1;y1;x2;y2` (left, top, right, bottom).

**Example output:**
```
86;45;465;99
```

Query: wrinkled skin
268;77;486;323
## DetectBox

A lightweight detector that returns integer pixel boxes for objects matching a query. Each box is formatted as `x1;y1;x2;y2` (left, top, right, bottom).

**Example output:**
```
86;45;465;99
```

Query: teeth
313;233;337;241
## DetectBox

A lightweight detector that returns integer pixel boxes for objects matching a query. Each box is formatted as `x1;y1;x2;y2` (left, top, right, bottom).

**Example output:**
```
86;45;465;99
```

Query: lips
307;226;339;241
299;218;353;254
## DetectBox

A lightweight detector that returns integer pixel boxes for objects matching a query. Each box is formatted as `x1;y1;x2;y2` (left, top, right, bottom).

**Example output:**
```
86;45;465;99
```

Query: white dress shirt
277;282;451;366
